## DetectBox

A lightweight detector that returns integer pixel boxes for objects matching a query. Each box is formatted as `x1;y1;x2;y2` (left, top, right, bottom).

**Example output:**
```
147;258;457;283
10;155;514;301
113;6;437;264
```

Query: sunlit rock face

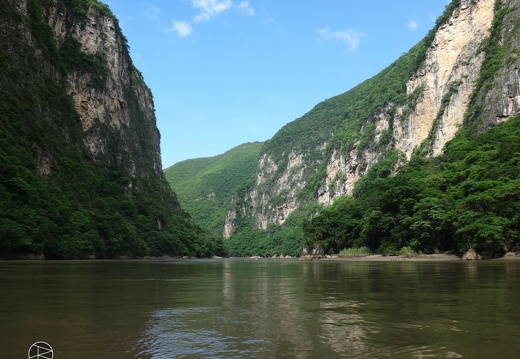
476;0;520;131
224;0;502;237
399;0;495;158
223;0;520;237
317;0;495;205
34;0;171;196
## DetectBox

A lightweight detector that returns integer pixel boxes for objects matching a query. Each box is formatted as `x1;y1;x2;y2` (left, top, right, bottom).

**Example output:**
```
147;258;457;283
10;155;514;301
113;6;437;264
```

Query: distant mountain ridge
164;142;263;237
166;0;520;257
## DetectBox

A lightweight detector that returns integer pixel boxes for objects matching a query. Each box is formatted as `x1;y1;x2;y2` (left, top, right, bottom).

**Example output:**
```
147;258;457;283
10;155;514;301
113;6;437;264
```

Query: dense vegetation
303;114;520;257
6;0;515;259
190;0;520;258
222;47;430;256
261;0;463;197
221;0;467;256
0;0;223;258
164;142;263;237
302;0;520;258
224;208;310;257
165;142;315;257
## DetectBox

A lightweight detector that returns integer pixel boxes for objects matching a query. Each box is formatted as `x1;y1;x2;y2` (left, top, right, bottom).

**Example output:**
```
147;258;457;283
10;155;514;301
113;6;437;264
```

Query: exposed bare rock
397;0;494;158
223;210;236;238
478;0;520;131
222;0;520;239
39;0;168;192
462;248;482;260
251;151;306;229
271;0;494;210
503;252;520;259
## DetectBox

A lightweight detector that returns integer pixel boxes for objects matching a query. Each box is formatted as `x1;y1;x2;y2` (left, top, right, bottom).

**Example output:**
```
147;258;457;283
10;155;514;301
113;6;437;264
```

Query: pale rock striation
317;0;495;205
478;0;520;130
317;108;395;204
252;151;306;230
222;210;236;238
222;0;519;237
43;0;166;188
400;0;495;157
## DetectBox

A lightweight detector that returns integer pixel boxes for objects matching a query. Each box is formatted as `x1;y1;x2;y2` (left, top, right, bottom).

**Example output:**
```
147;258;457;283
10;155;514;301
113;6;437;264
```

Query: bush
400;246;421;258
338;246;371;258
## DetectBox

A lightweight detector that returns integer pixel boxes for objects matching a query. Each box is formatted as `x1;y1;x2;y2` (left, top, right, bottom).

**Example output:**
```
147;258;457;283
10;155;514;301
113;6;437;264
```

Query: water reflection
136;260;520;358
138;260;315;358
318;299;373;357
2;260;519;358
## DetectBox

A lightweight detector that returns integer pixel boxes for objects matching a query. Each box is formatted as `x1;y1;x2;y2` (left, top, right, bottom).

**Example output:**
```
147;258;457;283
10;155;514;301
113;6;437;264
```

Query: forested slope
0;0;223;258
165;142;263;237
304;114;520;257
166;0;520;258
305;0;520;257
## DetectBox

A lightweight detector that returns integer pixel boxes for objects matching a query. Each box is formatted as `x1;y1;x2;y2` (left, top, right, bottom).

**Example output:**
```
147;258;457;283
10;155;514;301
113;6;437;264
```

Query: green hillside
166;0;520;258
164;142;263;236
222;1;465;257
260;1;459;194
304;114;520;257
0;0;222;259
303;0;520;257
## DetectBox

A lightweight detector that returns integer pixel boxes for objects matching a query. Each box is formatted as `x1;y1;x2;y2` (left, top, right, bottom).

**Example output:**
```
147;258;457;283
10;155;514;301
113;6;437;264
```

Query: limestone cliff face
0;0;224;258
399;0;494;157
42;0;171;196
316;0;495;204
251;151;306;230
13;0;175;198
475;0;520;131
224;0;520;237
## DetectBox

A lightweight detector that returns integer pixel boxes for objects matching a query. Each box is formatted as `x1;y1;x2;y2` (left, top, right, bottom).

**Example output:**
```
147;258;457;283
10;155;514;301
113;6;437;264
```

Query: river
1;259;519;358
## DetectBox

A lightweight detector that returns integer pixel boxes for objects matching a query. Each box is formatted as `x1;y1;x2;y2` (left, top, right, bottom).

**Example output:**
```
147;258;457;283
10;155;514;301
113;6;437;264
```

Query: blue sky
105;0;449;167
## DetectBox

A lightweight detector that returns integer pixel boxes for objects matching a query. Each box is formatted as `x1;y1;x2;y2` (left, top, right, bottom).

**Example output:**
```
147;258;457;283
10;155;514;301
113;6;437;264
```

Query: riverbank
299;252;520;262
299;253;460;261
4;251;520;261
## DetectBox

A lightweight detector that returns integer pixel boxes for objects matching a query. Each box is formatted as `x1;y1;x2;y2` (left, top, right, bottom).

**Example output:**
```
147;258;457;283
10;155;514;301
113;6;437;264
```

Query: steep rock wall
318;0;495;205
223;0;499;236
45;0;169;194
476;0;520;130
401;0;494;157
317;108;395;205
251;151;306;230
0;0;225;258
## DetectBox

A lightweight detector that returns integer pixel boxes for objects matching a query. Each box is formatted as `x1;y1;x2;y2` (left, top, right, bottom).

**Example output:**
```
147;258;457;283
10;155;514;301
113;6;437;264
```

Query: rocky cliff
0;0;221;258
222;0;520;242
316;0;495;206
51;0;169;194
471;0;520;131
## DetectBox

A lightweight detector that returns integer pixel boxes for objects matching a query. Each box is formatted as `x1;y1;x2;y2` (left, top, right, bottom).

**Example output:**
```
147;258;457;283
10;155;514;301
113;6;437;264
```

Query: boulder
462;248;482;260
311;245;324;256
503;252;520;260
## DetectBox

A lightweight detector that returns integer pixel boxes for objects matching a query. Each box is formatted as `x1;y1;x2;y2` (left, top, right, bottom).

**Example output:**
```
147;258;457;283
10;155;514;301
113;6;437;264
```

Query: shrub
400;246;421;258
338;246;371;258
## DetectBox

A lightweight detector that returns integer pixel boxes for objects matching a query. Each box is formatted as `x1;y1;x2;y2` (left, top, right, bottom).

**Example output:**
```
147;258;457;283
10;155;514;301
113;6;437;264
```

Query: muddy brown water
1;259;519;358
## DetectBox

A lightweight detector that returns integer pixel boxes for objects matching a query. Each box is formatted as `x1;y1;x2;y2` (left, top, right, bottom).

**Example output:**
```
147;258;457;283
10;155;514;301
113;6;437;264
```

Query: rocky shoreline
299;251;520;262
4;251;520;261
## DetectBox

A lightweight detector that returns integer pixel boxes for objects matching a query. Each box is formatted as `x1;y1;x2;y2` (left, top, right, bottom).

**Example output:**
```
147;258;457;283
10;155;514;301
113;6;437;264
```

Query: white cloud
192;0;232;23
237;1;255;16
317;27;364;51
166;0;252;38
407;20;418;30
262;15;274;25
168;20;193;37
141;4;160;20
